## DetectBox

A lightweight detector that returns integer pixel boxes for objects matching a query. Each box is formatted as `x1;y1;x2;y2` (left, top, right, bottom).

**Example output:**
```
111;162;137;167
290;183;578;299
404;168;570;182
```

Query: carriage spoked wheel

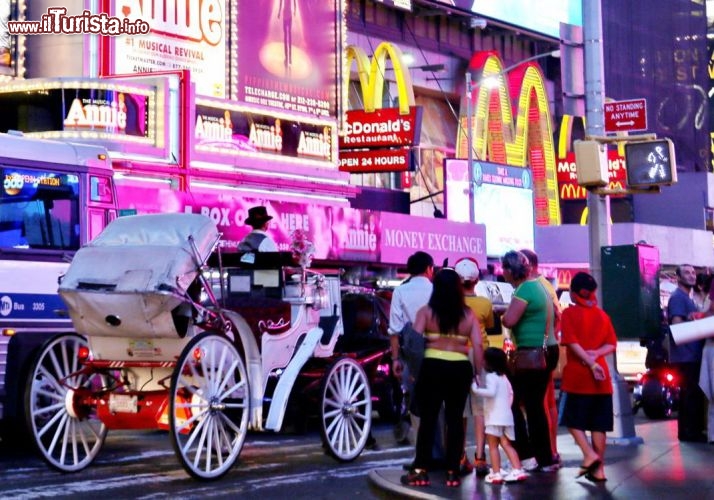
24;333;108;472
169;331;250;480
320;357;372;462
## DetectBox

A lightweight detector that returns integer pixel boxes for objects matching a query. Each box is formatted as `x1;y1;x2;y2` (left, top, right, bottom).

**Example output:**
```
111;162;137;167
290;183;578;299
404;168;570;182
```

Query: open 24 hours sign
338;106;422;173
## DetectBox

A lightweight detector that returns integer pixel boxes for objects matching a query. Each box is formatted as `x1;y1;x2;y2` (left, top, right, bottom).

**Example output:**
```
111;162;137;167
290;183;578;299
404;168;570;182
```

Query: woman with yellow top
401;268;483;488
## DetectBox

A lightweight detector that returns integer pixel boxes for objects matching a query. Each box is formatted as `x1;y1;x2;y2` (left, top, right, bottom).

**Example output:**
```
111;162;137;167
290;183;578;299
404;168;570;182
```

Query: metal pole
582;0;641;444
466;72;475;223
583;0;609;288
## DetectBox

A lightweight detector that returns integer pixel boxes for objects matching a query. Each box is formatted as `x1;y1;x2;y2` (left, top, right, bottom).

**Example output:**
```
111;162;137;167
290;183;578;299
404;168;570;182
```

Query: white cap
455;257;480;281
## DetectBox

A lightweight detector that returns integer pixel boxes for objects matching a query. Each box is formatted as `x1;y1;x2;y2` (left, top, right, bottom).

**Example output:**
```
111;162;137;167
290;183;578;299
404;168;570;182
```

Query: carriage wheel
24;333;107;472
320;357;372;462
169;332;249;480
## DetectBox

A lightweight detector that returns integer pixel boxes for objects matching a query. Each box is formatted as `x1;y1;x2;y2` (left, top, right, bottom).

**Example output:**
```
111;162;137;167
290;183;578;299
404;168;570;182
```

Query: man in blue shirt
667;264;707;442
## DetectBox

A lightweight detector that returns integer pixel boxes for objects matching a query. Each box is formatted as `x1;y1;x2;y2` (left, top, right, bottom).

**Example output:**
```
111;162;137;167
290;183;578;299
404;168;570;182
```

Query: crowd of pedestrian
390;249;621;489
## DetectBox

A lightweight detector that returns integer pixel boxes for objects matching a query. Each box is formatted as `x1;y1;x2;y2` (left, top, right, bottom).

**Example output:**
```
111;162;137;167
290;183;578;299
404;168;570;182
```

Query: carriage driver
238;206;278;252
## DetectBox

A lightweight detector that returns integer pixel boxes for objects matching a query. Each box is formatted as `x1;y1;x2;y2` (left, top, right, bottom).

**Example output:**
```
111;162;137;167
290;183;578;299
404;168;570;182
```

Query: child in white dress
471;347;527;484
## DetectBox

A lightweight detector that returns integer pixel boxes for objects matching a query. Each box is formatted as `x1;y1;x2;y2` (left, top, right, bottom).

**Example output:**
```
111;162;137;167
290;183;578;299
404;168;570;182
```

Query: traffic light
624;139;677;188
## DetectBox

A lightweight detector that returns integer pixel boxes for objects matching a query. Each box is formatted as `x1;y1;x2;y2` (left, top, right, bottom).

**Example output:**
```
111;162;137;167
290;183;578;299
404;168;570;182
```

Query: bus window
0;166;80;250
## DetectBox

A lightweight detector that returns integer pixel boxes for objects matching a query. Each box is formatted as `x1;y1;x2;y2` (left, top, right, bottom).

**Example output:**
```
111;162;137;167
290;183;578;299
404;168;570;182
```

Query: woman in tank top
401;268;483;488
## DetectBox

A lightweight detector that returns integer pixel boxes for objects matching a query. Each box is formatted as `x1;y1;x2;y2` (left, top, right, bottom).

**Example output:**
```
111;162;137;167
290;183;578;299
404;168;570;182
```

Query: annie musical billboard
103;0;229;98
236;0;339;118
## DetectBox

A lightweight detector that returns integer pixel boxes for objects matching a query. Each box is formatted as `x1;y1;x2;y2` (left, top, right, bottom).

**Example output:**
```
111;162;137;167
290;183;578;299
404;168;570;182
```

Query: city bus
0;132;117;440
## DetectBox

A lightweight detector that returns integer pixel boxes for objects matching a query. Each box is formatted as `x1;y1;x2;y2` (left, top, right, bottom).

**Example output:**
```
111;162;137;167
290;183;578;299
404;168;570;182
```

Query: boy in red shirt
560;272;617;483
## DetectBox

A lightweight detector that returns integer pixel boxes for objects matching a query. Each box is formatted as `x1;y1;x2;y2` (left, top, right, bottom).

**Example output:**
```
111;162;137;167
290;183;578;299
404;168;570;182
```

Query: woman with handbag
500;250;558;472
560;272;616;483
400;268;483;488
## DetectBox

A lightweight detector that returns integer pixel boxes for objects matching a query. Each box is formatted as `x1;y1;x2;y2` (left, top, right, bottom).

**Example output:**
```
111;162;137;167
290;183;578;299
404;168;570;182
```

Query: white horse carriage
24;213;373;479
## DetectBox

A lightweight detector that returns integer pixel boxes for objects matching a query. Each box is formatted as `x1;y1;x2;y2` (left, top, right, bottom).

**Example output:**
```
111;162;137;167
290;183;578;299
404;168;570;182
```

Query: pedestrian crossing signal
624;139;677;188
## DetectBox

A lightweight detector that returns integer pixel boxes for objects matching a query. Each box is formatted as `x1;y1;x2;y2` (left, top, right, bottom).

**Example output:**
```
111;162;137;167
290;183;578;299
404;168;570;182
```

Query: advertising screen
444;159;534;258
433;0;581;39
107;0;228;98
0;83;154;145
194;100;334;164
236;0;339;117
114;179;485;266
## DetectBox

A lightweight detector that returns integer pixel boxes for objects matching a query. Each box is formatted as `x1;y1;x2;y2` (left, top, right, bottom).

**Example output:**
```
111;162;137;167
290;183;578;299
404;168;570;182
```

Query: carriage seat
224;296;292;342
222;267;291;341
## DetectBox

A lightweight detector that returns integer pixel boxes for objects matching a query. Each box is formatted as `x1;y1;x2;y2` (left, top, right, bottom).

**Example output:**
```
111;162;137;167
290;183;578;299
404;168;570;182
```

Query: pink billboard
381;212;486;267
115;180;486;267
104;0;229;98
236;0;339;118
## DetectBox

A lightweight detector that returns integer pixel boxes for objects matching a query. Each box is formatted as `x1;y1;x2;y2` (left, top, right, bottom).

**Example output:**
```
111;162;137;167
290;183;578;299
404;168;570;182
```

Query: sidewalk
368;417;714;499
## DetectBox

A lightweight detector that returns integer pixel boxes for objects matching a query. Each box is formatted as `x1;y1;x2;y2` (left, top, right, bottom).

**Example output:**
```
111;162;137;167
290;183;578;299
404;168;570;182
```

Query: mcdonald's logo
344;42;415;114
557;269;573;290
340;42;422;171
560;180;625;201
560;182;588;200
456;51;561;226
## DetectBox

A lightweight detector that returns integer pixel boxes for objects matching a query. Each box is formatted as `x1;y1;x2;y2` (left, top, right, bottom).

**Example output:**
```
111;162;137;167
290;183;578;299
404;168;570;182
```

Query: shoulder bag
400;321;426;376
507;281;551;374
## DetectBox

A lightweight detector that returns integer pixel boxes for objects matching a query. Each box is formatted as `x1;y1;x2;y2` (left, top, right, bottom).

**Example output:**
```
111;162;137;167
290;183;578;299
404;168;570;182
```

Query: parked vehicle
24;213;380;479
632;365;680;419
0;133;117;444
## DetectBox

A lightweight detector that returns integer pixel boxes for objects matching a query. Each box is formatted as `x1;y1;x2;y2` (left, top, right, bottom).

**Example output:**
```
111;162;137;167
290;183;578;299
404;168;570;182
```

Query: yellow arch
463;52;561;225
344;42;415;114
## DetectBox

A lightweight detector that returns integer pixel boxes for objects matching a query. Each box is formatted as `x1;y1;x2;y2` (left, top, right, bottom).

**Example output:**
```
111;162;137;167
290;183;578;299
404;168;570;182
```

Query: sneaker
474;456;489;477
552;453;562;468
484;470;504;484
521;457;539;472
537;463;561;473
503;468;528;482
459;453;474;476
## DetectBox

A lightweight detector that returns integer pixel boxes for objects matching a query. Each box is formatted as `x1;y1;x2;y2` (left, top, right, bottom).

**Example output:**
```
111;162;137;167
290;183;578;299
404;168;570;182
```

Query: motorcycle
632;365;680;419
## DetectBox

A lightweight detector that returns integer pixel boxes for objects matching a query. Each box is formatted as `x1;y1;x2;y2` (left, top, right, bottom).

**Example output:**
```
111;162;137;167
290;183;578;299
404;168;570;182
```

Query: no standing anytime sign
604;98;648;133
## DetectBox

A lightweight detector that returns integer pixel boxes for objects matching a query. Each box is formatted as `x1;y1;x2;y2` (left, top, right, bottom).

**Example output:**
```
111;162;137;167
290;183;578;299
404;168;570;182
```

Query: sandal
446;470;461;487
576;459;601;478
585;472;607;483
400;468;430;487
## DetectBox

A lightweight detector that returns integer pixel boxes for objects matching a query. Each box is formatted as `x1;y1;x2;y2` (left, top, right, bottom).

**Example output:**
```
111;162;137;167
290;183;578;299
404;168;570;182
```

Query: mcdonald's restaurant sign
555;116;628;201
555;268;590;290
557;150;628;200
456;50;560;226
340;42;422;173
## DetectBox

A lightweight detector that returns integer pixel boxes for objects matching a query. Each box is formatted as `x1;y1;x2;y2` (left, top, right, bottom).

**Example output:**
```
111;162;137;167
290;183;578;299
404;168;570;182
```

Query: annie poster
236;0;339;118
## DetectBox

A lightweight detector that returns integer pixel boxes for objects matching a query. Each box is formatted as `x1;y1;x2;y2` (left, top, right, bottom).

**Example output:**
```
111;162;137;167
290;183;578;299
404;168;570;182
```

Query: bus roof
0;132;111;171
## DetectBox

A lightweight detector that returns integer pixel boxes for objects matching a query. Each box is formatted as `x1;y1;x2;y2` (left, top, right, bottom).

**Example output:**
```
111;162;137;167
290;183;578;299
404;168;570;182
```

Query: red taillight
665;372;675;383
77;345;90;362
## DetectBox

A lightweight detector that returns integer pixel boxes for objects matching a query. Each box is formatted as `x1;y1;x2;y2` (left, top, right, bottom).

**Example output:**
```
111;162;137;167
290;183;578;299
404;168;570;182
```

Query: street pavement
368;416;714;499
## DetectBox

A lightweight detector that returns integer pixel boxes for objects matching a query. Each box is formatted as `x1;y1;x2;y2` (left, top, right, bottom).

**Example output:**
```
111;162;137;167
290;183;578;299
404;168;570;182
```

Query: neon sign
456;50;561;226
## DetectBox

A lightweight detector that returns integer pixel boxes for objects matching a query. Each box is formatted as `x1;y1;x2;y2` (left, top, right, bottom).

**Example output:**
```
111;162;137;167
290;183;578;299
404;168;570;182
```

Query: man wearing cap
455;257;494;477
238;206;278;252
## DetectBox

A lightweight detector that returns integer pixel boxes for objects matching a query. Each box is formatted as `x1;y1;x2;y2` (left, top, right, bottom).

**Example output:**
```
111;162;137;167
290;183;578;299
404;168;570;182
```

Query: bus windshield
0;166;80;251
